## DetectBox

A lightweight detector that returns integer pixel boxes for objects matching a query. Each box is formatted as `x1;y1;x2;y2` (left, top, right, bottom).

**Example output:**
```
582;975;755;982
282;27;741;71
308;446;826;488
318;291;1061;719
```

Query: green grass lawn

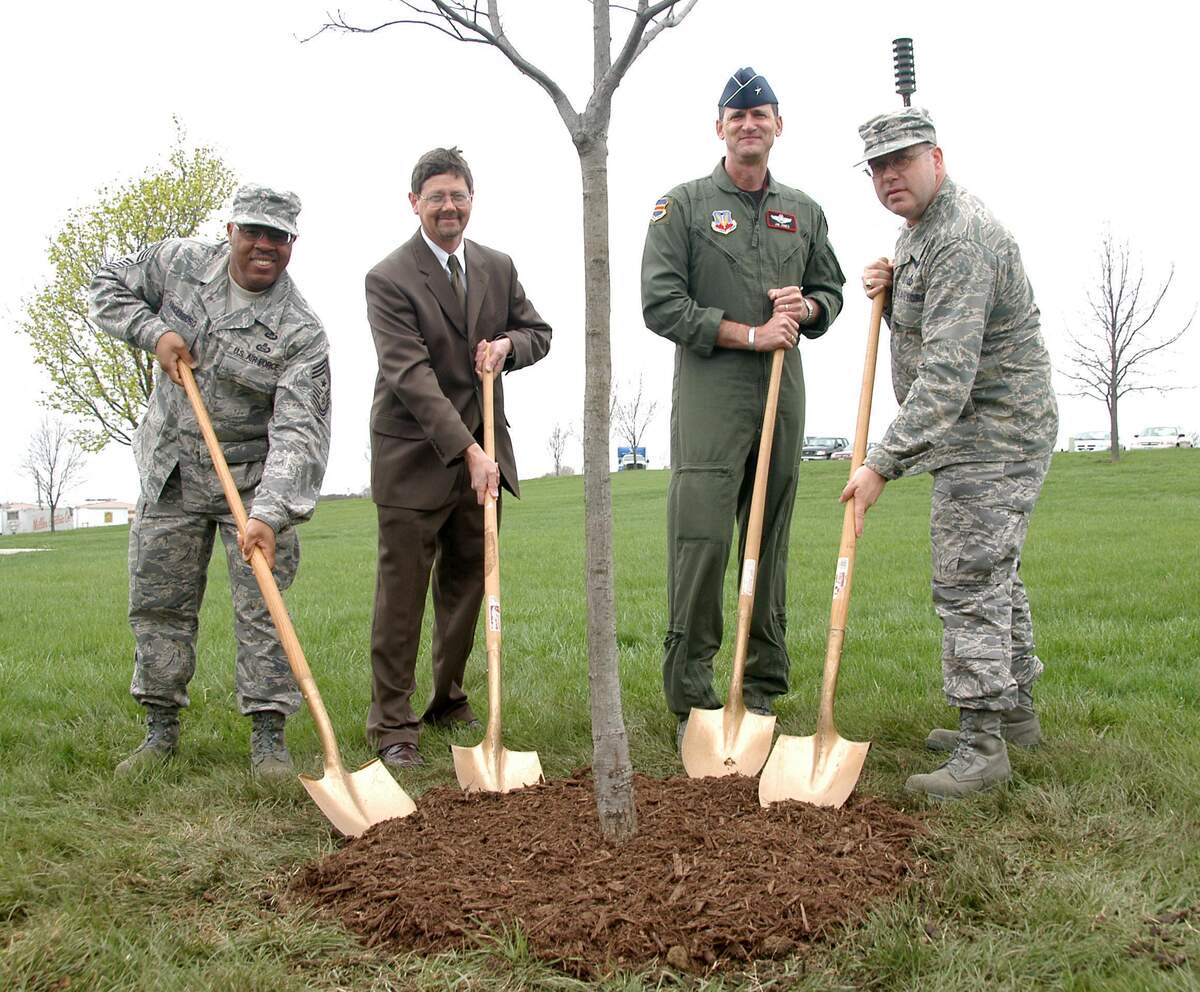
2;451;1198;990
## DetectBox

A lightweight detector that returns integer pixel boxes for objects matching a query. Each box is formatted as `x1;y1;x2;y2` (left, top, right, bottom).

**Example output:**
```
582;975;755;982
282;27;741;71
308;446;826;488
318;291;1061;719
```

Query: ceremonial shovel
758;292;885;808
680;349;783;778
452;366;544;793
179;364;416;836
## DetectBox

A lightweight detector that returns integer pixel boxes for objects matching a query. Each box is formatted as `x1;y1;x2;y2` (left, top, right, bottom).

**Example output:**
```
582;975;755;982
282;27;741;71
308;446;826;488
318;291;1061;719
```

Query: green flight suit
641;160;845;718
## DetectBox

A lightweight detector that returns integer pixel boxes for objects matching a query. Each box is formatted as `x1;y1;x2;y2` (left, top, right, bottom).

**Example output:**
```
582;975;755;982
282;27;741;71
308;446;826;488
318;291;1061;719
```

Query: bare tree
310;1;700;842
1062;234;1195;462
22;418;87;534
611;375;658;468
547;422;574;477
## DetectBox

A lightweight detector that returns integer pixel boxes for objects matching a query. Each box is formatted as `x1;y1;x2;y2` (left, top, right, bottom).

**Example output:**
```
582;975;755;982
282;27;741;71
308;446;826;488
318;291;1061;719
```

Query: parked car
830;440;879;461
801;436;850;460
1069;430;1122;452
1131;426;1194;450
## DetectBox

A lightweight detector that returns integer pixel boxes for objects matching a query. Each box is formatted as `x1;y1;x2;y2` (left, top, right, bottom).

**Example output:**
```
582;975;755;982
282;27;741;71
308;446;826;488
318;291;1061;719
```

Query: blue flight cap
719;67;778;110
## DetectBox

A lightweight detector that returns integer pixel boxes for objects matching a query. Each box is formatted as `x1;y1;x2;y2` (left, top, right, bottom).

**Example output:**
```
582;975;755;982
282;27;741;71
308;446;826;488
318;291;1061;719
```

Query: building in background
2;503;73;535
2;499;134;535
74;500;135;527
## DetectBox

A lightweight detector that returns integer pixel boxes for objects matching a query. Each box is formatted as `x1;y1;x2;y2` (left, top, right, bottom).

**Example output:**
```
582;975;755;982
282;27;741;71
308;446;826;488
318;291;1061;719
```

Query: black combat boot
250;711;294;779
115;704;180;776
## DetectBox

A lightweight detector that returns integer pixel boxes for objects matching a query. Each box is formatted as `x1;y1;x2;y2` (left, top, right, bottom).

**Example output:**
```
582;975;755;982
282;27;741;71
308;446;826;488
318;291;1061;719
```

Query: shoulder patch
106;244;157;269
311;357;331;420
649;196;670;224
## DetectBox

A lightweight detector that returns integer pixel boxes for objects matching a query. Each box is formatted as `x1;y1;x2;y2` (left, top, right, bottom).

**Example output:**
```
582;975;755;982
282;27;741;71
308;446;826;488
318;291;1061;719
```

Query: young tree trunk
1107;393;1121;463
578;136;636;843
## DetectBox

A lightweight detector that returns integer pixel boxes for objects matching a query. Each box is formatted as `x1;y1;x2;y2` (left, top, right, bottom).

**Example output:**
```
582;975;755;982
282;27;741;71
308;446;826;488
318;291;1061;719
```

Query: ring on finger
866;279;874;289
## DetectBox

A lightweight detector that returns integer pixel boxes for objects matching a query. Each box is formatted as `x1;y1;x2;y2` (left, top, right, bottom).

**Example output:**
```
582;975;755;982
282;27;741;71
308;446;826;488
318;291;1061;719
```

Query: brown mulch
292;771;924;976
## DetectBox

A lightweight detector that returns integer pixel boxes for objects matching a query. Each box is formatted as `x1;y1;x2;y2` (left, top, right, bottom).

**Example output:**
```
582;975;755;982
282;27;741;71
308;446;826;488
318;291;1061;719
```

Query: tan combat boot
250;711;294;780
115;705;180;776
925;684;1041;751
906;709;1011;799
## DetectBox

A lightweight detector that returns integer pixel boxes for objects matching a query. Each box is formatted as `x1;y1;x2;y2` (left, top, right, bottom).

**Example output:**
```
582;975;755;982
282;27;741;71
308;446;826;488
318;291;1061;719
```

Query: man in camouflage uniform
88;184;331;779
842;109;1057;798
641;68;845;748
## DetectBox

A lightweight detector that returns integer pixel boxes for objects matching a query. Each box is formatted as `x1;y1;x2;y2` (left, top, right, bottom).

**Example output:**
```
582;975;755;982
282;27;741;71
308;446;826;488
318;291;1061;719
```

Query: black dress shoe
379;742;425;768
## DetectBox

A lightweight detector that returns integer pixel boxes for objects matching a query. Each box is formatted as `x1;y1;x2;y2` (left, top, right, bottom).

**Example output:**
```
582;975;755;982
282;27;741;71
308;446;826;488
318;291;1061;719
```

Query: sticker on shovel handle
832;557;849;598
741;560;757;597
487;595;501;632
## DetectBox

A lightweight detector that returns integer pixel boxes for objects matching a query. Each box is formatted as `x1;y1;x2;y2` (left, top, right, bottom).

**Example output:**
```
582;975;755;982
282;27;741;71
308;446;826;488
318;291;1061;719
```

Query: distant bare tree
547;422;574;477
1062;234;1194;462
22;418;87;533
611;375;658;467
311;0;701;843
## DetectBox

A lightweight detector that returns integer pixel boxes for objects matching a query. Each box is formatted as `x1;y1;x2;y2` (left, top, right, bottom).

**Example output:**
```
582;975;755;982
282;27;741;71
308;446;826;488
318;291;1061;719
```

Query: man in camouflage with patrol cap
641;67;845;749
842;109;1058;799
89;184;331;779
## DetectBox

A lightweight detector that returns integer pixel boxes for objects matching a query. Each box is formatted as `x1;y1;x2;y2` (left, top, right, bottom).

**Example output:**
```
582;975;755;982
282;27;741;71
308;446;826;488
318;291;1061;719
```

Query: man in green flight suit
641;67;845;748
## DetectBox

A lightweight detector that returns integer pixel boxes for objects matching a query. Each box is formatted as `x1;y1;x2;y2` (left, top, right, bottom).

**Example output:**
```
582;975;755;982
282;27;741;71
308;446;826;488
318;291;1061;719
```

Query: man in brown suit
365;147;552;768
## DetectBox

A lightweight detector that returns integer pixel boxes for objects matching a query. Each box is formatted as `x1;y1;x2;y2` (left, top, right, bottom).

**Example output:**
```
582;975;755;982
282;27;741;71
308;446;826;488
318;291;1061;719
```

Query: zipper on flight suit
740;189;772;405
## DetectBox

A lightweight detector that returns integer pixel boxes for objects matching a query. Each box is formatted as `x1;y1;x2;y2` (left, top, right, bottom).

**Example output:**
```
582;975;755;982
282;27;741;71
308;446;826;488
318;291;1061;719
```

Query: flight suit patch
649;196;670;223
766;210;797;232
710;209;737;235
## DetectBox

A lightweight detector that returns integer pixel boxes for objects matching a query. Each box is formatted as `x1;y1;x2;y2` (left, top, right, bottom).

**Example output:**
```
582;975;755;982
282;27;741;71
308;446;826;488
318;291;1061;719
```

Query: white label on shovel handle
487;595;501;632
741;559;757;597
832;557;849;598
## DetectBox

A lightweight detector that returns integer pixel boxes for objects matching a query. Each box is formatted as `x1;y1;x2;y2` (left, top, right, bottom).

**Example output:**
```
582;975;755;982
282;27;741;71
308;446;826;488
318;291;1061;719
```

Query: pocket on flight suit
671;463;736;541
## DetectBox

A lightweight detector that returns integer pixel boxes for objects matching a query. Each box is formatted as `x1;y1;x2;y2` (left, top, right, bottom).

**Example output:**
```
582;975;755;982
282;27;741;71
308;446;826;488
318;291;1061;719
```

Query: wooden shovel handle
728;348;786;705
817;292;886;731
481;366;504;749
177;364;345;773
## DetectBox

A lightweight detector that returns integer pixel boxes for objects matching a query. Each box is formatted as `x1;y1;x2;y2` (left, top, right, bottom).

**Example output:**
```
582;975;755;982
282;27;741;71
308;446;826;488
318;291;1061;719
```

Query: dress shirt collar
419;226;467;281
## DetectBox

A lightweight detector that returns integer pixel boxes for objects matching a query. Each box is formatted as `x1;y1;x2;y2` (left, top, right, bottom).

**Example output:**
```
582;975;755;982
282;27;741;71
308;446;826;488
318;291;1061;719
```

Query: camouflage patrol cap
229;184;302;236
856;107;937;166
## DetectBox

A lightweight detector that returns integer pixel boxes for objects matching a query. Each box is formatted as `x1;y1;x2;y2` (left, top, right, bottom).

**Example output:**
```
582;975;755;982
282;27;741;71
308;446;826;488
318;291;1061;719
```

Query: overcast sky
1;0;1195;506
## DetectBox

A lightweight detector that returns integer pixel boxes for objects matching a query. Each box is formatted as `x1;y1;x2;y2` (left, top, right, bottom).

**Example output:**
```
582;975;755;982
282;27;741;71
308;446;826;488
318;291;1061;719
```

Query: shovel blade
758;732;870;808
452;741;544;794
299;758;417;838
681;706;776;779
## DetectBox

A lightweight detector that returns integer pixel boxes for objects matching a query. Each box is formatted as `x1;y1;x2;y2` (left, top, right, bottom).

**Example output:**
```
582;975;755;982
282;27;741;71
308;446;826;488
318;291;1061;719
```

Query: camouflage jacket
89;239;331;531
866;179;1058;480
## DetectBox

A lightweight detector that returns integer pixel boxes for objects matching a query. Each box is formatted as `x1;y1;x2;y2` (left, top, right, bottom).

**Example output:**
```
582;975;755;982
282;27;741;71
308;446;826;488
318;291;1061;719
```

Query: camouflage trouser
127;479;301;716
930;456;1050;711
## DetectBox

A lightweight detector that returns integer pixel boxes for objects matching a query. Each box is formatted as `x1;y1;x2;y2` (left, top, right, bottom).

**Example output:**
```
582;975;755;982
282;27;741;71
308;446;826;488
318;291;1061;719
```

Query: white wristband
799;296;814;323
747;326;757;349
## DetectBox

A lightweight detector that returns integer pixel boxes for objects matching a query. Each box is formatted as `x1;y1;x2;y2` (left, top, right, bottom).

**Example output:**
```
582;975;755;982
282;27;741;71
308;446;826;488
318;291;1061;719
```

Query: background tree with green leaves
20;126;236;452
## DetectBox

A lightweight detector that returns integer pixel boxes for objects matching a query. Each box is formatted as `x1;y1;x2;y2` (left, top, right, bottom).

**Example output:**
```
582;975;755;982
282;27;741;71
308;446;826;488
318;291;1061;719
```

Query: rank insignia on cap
766;210;797;233
650;196;670;224
711;209;737;235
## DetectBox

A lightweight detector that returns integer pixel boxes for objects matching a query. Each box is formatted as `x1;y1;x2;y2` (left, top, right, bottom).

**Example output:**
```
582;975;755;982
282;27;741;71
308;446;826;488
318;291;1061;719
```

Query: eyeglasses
236;223;295;245
863;145;930;178
419;192;472;207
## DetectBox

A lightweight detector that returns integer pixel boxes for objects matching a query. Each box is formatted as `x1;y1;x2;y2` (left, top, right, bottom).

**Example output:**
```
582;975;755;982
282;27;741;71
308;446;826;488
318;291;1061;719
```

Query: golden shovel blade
299;758;417;838
681;706;776;779
452;740;544;794
758;731;870;809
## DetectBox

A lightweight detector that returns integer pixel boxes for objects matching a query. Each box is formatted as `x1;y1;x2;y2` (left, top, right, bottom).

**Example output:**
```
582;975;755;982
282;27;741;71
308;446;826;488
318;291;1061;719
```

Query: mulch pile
293;771;924;976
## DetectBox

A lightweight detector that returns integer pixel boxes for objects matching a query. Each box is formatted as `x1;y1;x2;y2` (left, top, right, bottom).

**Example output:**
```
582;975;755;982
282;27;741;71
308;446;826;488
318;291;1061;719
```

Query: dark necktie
447;255;466;313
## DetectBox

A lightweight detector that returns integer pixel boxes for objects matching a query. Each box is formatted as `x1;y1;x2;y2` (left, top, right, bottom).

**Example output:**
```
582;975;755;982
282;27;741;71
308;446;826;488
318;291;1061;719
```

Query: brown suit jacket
366;230;552;509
